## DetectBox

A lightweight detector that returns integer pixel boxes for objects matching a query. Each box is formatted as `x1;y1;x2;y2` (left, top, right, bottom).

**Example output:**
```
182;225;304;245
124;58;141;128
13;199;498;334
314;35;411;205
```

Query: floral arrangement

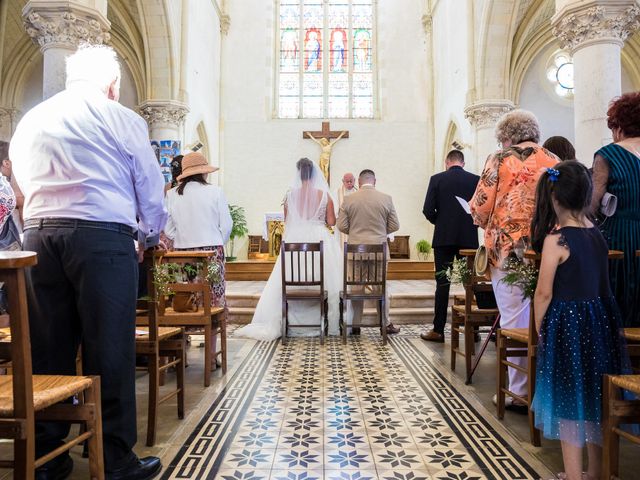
436;257;472;285
153;260;222;296
500;257;538;299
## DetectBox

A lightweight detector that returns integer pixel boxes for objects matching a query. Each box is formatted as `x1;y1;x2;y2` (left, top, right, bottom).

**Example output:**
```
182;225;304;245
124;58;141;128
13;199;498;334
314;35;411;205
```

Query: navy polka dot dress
531;226;630;446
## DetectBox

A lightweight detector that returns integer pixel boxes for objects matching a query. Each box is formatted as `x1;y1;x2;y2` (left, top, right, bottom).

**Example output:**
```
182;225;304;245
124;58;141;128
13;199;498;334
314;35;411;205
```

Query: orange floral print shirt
470;146;558;268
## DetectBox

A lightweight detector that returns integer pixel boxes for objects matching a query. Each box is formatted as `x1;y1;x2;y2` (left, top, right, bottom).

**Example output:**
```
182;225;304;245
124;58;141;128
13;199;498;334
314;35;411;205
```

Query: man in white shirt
10;45;166;480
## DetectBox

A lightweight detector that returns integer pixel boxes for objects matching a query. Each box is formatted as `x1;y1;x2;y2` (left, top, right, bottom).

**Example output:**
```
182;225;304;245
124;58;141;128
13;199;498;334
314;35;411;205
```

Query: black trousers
23;225;138;470
432;246;464;334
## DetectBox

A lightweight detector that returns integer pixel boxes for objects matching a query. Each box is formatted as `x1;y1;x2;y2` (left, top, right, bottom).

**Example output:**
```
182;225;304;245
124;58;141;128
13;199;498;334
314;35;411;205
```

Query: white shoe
492;394;514;407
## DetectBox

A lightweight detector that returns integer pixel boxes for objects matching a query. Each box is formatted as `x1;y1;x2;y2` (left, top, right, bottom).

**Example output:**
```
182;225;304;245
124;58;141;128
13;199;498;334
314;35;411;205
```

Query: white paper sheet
455;196;471;215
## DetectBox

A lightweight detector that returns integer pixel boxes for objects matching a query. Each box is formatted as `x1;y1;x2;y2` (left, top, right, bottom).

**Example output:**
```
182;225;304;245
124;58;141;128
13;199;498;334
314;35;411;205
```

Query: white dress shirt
165;182;233;249
9;81;167;237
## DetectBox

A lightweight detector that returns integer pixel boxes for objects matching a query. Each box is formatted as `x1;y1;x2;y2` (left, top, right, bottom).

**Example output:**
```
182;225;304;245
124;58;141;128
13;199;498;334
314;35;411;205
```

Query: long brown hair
176;173;208;195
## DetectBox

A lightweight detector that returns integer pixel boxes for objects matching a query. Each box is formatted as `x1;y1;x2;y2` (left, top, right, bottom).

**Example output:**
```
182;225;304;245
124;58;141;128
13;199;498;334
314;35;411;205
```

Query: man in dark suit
420;150;479;342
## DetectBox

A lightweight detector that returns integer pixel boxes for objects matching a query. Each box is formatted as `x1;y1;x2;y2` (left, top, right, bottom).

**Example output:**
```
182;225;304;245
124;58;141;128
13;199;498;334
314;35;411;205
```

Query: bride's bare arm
325;197;336;226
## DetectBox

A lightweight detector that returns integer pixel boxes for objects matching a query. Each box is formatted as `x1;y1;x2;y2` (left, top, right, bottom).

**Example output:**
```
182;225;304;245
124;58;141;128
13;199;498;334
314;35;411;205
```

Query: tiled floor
2;295;637;479
162;331;551;480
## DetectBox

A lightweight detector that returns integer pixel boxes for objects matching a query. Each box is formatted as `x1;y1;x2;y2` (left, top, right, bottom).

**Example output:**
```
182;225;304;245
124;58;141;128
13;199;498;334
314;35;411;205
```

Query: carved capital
552;2;640;52
138;100;189;128
464;101;515;128
22;2;111;51
0;108;21;128
220;14;231;35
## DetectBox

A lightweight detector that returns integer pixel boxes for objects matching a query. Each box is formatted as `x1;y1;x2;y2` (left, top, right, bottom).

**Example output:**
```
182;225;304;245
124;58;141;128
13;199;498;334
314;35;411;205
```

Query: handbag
0;216;21;252
474;245;488;277
600;192;617;218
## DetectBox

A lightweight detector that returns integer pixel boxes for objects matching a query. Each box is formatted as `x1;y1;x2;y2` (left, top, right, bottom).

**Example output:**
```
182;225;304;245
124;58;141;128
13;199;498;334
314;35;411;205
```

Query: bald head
342;172;356;191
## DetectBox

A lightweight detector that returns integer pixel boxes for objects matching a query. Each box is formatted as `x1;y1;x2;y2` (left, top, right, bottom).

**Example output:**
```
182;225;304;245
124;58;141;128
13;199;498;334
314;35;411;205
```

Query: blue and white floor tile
161;331;552;480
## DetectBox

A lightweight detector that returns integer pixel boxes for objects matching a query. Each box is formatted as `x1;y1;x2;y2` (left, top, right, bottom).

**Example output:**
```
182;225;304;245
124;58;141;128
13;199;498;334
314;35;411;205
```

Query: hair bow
546;168;560;182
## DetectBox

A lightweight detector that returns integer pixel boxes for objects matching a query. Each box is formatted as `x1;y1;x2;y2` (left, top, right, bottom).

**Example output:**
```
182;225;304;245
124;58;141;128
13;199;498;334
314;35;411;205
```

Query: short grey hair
66;44;121;91
494;109;541;145
358;169;375;184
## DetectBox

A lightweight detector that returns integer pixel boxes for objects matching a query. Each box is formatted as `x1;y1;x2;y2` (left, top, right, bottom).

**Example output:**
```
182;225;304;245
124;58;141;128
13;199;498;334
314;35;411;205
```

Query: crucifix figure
303;121;349;185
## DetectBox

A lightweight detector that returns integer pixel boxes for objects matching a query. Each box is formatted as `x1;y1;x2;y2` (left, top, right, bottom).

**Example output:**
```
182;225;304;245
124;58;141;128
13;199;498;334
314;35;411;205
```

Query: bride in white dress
236;158;345;341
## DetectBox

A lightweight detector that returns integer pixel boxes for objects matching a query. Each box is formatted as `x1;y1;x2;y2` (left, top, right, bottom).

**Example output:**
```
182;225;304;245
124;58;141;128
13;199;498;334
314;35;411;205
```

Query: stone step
227;307;254;324
226;293;261;308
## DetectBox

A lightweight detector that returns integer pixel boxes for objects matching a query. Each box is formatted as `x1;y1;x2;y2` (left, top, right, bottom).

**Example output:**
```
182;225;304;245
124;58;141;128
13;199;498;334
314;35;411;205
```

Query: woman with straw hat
165;152;233;313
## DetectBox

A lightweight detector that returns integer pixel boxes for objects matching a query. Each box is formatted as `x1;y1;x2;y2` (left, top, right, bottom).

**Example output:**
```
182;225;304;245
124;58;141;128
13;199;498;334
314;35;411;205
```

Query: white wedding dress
235;189;347;341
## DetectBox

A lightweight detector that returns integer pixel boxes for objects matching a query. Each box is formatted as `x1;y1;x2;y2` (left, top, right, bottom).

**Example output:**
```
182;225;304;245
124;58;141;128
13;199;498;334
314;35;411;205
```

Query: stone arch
136;0;178;100
509;0;556;102
0;37;39;108
474;0;520;101
108;0;147;104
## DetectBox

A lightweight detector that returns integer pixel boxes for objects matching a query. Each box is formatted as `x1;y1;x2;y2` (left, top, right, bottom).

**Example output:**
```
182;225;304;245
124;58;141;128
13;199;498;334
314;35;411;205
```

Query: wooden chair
154;251;226;387
602;374;640;480
339;243;388;345
450;249;499;382
496;250;542;446
280;241;328;344
0;251;104;479
134;253;186;446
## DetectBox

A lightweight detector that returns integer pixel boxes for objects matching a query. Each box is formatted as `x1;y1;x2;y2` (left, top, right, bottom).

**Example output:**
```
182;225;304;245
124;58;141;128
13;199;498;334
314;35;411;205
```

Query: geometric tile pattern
162;333;542;480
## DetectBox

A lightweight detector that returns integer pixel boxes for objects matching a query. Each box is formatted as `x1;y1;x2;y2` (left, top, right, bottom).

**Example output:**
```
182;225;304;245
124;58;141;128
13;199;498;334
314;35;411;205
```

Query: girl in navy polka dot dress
529;161;630;480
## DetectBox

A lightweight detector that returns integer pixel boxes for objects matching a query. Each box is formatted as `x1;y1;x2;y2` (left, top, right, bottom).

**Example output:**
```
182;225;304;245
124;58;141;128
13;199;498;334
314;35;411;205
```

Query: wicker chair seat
161;306;225;316
135;326;183;341
624;328;640;342
0;374;93;417
136;309;149;316
452;305;499;316
500;328;529;343
610;375;640;395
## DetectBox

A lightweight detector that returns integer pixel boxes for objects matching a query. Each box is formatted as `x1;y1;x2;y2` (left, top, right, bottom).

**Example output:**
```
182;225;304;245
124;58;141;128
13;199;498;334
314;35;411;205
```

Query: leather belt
24;218;137;238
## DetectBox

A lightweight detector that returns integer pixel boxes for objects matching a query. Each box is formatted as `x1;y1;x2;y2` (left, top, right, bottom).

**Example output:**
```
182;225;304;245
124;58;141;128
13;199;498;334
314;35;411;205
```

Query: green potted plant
227;205;249;261
153;260;223;312
416;239;432;261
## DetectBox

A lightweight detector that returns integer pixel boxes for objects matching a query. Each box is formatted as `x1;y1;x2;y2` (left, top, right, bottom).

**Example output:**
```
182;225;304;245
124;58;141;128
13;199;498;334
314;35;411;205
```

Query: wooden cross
303;122;349;185
302;121;349;140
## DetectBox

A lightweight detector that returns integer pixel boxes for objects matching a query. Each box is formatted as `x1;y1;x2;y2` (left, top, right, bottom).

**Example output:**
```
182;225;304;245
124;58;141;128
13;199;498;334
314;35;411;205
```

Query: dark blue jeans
24;225;138;470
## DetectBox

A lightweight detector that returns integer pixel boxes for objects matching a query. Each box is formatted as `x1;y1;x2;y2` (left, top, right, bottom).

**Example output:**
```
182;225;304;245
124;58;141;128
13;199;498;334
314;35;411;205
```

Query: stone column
22;1;110;99
552;0;640;165
464;100;515;174
139;100;189;183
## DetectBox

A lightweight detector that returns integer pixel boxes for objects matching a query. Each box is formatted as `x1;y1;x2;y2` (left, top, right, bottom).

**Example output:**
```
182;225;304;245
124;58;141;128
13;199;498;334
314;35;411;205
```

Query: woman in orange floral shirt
470;109;557;408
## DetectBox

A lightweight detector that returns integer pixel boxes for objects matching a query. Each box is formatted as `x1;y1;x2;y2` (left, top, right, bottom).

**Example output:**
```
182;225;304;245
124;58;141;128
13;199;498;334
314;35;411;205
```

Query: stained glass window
277;0;375;119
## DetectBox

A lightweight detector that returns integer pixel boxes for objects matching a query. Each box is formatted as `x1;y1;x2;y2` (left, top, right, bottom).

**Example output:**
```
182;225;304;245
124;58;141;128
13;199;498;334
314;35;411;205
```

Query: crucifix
303;121;349;185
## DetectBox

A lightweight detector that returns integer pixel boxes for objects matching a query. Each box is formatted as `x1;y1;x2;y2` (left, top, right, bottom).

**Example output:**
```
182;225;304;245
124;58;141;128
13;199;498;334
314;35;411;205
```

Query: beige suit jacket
336;185;399;245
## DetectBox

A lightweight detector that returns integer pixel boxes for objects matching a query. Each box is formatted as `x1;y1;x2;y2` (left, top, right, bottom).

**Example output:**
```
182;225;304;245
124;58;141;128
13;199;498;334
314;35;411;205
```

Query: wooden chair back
342;243;387;297
151;251;225;387
0;251;104;478
0;252;38;454
280;241;324;292
459;249;495;316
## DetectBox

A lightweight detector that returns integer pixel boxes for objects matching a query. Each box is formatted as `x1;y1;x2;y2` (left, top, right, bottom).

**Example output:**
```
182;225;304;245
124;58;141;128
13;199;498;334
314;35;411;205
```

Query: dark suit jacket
423;166;479;248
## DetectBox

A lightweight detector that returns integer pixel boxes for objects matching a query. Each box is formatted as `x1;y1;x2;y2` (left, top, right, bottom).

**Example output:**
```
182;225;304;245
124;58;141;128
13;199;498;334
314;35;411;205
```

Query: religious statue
305;130;347;183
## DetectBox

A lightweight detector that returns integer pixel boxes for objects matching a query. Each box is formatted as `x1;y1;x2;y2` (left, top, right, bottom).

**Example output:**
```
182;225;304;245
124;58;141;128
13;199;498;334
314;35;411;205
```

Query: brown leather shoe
386;324;400;334
420;331;444;343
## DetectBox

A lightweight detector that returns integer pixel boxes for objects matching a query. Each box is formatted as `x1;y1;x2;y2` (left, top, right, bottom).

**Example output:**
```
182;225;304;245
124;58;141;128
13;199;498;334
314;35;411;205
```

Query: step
226;293;261;308
390;293;435;308
227;307;254;324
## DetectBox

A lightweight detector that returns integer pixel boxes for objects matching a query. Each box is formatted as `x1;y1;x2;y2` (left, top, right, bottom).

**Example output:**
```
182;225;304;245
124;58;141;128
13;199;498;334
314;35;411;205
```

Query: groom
337;169;400;334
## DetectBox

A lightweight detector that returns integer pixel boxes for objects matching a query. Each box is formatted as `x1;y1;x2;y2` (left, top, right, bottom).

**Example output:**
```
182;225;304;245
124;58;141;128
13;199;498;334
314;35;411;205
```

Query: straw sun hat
176;152;218;182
